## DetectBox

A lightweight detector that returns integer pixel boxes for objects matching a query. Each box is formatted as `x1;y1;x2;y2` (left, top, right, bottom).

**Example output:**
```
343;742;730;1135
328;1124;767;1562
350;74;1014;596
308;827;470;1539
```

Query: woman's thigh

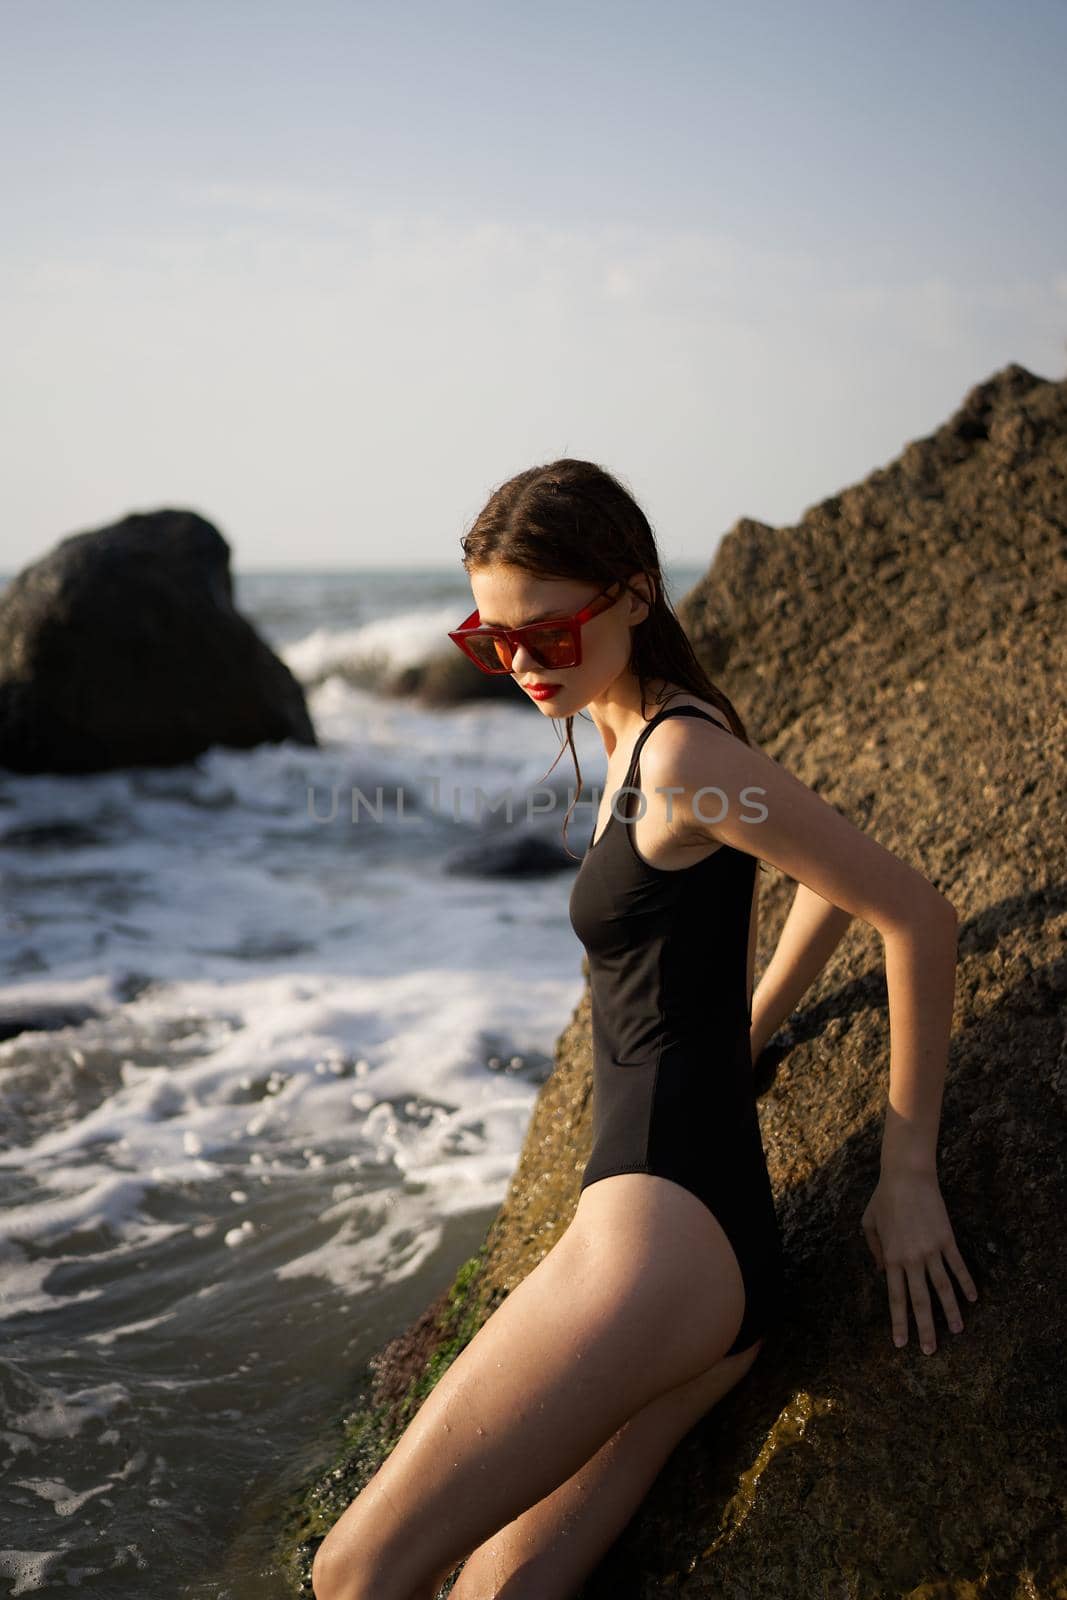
312;1173;746;1599
450;1337;763;1600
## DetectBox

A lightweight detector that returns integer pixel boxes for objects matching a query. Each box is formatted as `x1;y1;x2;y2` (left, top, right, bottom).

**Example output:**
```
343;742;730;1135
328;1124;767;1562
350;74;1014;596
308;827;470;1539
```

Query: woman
312;460;977;1600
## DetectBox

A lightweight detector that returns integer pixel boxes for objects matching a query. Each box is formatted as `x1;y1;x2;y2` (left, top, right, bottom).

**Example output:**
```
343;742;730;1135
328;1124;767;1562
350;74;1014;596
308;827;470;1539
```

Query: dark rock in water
442;825;582;877
0;508;317;774
0;1001;100;1042
385;648;522;706
275;364;1067;1597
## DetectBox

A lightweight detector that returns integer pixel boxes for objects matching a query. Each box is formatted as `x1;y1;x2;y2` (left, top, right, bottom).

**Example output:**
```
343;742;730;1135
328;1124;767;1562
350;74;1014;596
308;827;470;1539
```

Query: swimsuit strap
622;704;728;788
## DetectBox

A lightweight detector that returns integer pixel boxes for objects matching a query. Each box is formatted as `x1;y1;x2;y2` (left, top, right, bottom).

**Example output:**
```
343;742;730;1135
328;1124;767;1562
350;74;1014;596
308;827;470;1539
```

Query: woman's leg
449;1338;763;1599
311;1174;748;1600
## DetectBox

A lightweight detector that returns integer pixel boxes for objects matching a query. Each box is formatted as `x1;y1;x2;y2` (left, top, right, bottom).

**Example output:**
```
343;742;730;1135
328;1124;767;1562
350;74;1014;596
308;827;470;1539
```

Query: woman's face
467;565;651;715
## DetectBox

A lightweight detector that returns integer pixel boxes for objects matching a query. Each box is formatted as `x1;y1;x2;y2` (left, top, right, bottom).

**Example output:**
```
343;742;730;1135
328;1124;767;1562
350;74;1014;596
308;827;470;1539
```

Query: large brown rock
0;509;317;774
275;363;1066;1597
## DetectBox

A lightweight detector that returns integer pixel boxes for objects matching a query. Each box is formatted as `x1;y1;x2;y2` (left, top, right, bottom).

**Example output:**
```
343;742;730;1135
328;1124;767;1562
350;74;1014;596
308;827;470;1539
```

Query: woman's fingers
886;1262;910;1347
886;1258;938;1351
888;1248;978;1351
926;1252;965;1335
942;1234;980;1304
904;1258;938;1353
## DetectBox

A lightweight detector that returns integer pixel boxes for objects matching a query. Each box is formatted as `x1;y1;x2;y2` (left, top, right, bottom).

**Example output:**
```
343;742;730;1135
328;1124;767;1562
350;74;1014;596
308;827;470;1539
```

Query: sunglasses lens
524;625;577;669
464;634;513;673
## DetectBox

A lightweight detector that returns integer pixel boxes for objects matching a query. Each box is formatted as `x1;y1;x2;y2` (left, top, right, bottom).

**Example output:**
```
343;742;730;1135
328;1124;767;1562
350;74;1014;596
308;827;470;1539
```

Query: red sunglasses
447;582;623;675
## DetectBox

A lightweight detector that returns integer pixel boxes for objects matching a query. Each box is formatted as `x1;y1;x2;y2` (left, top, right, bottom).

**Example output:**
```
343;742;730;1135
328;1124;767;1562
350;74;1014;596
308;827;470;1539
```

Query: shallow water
0;562;702;1595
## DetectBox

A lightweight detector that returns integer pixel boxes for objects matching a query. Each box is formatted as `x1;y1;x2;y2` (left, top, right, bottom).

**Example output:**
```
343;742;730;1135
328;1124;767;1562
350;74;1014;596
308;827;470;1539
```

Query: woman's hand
860;1167;979;1353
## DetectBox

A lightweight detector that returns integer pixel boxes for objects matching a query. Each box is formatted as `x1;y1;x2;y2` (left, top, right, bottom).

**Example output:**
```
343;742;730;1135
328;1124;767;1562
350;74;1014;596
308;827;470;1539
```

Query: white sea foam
280;602;460;685
0;673;601;1321
5;1376;132;1441
0;1551;63;1597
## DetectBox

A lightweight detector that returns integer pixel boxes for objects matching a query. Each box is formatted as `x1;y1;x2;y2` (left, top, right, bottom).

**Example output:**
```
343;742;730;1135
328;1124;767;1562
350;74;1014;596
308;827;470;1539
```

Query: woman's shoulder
649;689;736;740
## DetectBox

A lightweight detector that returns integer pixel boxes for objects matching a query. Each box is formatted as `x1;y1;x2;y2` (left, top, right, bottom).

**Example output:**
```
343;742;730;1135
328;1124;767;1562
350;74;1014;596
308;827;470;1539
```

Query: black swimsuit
568;704;785;1357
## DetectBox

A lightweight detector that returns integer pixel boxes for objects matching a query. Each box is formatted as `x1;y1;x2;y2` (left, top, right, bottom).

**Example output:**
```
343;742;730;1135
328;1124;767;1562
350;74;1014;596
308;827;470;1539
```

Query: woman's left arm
864;905;978;1352
643;724;981;1354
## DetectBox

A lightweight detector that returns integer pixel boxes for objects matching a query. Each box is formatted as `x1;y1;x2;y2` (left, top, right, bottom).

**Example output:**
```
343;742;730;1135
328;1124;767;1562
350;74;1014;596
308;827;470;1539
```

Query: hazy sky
2;0;1064;572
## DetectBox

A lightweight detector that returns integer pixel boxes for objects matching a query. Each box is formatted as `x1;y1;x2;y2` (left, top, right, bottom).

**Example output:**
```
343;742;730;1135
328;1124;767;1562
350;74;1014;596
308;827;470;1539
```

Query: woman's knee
309;1474;414;1600
311;1531;367;1600
312;1532;449;1600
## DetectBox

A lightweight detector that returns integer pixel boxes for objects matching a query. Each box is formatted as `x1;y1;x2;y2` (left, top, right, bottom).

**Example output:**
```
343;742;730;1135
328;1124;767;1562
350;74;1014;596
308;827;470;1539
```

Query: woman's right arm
750;879;853;1059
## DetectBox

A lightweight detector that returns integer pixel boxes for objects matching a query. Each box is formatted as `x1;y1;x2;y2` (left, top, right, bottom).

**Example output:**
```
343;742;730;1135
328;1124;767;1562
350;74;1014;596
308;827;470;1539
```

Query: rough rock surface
0;509;317;773
274;363;1066;1597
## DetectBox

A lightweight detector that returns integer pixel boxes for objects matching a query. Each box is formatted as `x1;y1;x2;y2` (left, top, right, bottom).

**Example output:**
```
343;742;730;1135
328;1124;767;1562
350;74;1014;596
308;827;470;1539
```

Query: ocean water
0;562;703;1597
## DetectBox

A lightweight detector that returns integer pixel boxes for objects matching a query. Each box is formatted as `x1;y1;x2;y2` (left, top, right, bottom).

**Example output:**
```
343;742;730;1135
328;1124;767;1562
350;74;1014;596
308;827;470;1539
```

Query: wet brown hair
460;457;757;862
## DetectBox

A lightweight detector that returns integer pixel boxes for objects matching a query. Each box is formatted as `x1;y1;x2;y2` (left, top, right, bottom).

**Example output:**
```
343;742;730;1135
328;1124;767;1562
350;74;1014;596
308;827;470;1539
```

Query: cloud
1;205;1062;566
182;183;357;223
